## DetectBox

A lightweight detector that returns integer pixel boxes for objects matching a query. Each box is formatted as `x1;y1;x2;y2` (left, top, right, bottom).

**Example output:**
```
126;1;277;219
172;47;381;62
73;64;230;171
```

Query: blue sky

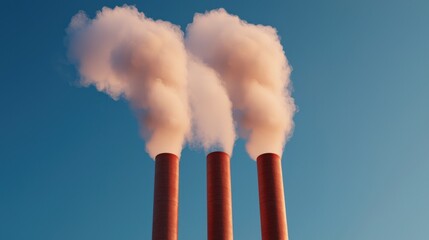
1;0;428;239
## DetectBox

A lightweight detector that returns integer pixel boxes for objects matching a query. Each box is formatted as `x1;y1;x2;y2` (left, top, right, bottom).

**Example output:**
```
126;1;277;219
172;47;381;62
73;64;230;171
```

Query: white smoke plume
67;6;191;158
186;9;296;159
187;57;236;155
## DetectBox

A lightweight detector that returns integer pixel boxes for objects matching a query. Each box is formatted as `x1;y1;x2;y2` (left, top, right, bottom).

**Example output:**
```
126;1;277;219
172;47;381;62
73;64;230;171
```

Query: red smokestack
207;151;234;240
257;153;288;240
152;153;179;240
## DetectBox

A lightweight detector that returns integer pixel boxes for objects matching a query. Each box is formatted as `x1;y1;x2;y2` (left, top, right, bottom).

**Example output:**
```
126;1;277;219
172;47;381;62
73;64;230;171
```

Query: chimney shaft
152;153;179;240
207;151;234;240
257;153;288;240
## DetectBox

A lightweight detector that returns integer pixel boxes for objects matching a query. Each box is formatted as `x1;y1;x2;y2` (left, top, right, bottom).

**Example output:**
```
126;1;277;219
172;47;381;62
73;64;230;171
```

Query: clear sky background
1;0;428;239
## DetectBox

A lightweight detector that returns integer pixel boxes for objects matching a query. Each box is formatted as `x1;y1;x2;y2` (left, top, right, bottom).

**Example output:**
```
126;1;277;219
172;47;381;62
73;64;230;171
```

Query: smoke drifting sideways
187;58;236;155
186;9;296;160
67;6;191;158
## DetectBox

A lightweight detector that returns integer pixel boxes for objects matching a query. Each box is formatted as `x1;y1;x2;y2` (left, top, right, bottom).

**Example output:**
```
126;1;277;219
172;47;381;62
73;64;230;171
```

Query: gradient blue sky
1;0;428;239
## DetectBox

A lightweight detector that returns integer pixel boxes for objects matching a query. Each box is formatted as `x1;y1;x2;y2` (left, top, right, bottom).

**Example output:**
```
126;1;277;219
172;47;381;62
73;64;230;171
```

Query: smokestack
257;153;288;240
152;153;179;240
207;151;233;240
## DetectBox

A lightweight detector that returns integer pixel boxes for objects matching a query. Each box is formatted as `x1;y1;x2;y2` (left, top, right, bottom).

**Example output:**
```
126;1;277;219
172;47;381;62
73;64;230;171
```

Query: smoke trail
187;57;236;155
186;9;296;159
67;6;191;158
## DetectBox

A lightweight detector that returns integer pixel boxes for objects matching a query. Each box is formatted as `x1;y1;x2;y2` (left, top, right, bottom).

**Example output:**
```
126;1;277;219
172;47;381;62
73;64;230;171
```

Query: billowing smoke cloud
67;6;191;158
186;9;296;159
187;57;236;154
67;6;294;160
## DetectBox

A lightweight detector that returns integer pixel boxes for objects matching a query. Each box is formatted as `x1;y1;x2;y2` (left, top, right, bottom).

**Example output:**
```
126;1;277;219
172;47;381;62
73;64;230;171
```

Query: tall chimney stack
152;153;179;240
207;151;234;240
257;153;288;240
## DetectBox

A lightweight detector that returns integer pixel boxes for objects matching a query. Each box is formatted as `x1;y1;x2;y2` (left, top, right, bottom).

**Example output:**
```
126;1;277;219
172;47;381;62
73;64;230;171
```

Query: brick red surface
257;153;288;240
152;153;179;240
207;151;234;240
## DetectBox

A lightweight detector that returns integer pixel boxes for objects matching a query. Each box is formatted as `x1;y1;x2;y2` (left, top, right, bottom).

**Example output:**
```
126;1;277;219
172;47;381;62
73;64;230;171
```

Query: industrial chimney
257;153;288;240
207;151;234;240
152;153;180;240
